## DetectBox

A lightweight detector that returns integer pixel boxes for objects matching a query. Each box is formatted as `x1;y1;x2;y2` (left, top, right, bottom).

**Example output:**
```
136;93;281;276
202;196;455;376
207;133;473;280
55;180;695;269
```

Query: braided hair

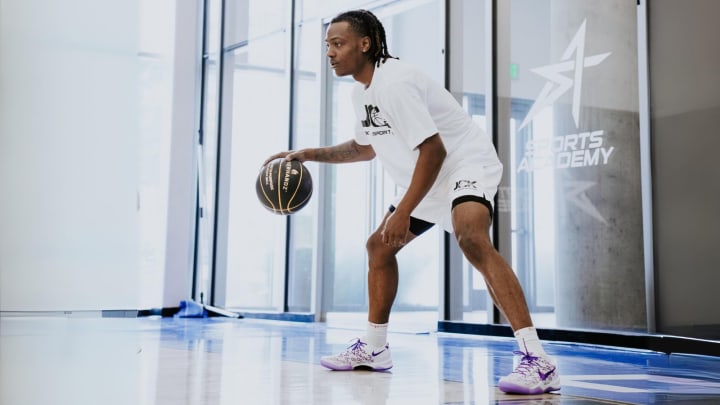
331;9;397;67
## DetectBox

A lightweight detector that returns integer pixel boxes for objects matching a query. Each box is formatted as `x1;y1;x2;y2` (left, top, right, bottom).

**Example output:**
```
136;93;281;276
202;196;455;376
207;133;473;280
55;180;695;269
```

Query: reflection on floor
1;316;719;404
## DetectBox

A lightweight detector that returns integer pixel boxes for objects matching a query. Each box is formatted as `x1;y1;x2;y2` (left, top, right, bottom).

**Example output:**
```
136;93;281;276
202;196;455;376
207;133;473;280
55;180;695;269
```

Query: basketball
256;158;313;215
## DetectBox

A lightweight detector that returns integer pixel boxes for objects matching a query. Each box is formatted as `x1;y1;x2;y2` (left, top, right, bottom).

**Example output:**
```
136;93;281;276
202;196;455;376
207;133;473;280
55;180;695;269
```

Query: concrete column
548;1;646;330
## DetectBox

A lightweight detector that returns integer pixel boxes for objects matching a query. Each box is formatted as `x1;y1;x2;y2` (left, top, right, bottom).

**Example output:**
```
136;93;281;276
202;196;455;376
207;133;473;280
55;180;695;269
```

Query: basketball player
264;9;560;395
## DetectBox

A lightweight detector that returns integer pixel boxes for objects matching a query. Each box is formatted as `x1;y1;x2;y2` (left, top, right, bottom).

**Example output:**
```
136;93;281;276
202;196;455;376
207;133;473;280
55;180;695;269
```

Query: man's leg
451;201;532;330
451;200;560;394
365;210;417;324
319;210;423;371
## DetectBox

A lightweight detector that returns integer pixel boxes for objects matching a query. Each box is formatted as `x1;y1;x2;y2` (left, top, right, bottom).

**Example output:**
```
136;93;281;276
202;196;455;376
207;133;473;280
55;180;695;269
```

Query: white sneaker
320;338;393;371
498;350;560;394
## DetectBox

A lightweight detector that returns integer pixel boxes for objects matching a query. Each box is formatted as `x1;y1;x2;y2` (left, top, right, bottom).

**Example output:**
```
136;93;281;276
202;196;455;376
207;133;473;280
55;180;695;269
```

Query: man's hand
263;149;313;166
381;210;411;247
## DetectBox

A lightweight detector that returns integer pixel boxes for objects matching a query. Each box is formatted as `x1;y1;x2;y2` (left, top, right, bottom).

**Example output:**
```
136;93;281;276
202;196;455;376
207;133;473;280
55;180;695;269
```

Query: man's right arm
310;140;376;163
264;140;375;165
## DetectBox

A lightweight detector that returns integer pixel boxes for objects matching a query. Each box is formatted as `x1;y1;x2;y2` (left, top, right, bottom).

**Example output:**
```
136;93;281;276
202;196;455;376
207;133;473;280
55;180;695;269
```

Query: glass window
221;1;292;310
194;0;222;306
496;0;645;331
450;0;491;325
286;7;324;313
323;1;445;328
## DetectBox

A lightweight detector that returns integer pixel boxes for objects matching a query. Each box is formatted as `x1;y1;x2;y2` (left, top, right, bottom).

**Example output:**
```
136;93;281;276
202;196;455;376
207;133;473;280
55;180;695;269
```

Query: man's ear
361;36;371;53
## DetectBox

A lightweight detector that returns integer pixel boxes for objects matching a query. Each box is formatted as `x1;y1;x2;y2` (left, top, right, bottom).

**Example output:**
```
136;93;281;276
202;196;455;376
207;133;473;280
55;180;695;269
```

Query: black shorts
388;205;435;236
389;194;493;236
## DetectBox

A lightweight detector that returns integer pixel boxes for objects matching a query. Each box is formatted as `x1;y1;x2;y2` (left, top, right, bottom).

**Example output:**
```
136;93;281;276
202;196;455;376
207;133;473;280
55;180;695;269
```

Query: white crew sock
514;326;547;356
365;321;388;348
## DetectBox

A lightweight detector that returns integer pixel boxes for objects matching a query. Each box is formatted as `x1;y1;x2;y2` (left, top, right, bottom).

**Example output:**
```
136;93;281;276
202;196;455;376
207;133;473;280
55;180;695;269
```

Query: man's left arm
381;134;446;246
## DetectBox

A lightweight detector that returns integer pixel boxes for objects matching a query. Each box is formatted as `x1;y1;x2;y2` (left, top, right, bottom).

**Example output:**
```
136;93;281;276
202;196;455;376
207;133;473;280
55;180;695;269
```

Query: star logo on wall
518;19;611;130
565;180;607;224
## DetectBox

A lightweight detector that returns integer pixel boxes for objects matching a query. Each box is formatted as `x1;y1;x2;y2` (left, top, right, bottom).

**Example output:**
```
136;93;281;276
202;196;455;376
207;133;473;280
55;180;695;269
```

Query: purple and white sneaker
320;338;393;371
498;350;560;394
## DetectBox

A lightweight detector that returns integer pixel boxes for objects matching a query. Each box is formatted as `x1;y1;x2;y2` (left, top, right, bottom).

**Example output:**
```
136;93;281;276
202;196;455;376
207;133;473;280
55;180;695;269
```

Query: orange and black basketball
256;158;313;215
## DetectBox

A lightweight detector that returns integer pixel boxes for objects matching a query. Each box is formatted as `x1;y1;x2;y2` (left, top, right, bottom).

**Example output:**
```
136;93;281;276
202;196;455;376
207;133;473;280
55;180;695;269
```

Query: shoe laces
511;342;542;376
347;338;367;352
338;338;370;362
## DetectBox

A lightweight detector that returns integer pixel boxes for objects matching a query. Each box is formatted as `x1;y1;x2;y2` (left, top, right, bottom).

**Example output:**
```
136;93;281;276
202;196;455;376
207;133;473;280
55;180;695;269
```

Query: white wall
0;0;196;312
650;0;720;335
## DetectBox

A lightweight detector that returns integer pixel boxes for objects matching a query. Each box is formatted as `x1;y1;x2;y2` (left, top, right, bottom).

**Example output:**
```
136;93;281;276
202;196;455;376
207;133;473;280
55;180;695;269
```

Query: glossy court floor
1;315;719;404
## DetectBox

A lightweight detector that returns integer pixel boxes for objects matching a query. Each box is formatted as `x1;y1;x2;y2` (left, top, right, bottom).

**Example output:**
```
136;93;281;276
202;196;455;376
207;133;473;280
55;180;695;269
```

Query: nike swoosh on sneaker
371;349;386;357
538;366;556;381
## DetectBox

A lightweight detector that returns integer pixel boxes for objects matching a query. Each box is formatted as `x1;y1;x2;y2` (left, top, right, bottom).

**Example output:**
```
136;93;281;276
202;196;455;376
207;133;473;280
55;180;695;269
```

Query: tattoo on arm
316;141;371;163
330;142;356;162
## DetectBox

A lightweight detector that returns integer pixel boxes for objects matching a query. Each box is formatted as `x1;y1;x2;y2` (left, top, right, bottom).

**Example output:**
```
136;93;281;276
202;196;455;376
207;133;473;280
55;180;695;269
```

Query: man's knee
366;231;400;263
366;232;387;256
455;228;494;257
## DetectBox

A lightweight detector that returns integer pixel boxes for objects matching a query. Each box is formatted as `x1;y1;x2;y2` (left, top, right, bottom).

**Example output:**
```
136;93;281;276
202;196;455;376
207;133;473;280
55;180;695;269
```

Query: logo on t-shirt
453;180;478;191
361;104;393;136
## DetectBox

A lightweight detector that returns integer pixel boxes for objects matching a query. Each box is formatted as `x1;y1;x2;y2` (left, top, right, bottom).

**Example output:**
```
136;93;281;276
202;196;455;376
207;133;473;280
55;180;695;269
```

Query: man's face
325;21;370;77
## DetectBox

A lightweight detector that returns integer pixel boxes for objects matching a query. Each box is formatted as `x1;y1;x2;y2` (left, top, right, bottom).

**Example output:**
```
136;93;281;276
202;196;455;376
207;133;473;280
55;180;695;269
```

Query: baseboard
137;307;314;322
137;307;180;317
437;321;720;357
661;324;720;341
237;312;316;322
0;310;146;318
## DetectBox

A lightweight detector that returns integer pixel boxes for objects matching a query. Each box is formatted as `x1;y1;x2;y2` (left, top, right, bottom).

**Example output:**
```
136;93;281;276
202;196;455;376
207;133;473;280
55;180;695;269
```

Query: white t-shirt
352;58;500;195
